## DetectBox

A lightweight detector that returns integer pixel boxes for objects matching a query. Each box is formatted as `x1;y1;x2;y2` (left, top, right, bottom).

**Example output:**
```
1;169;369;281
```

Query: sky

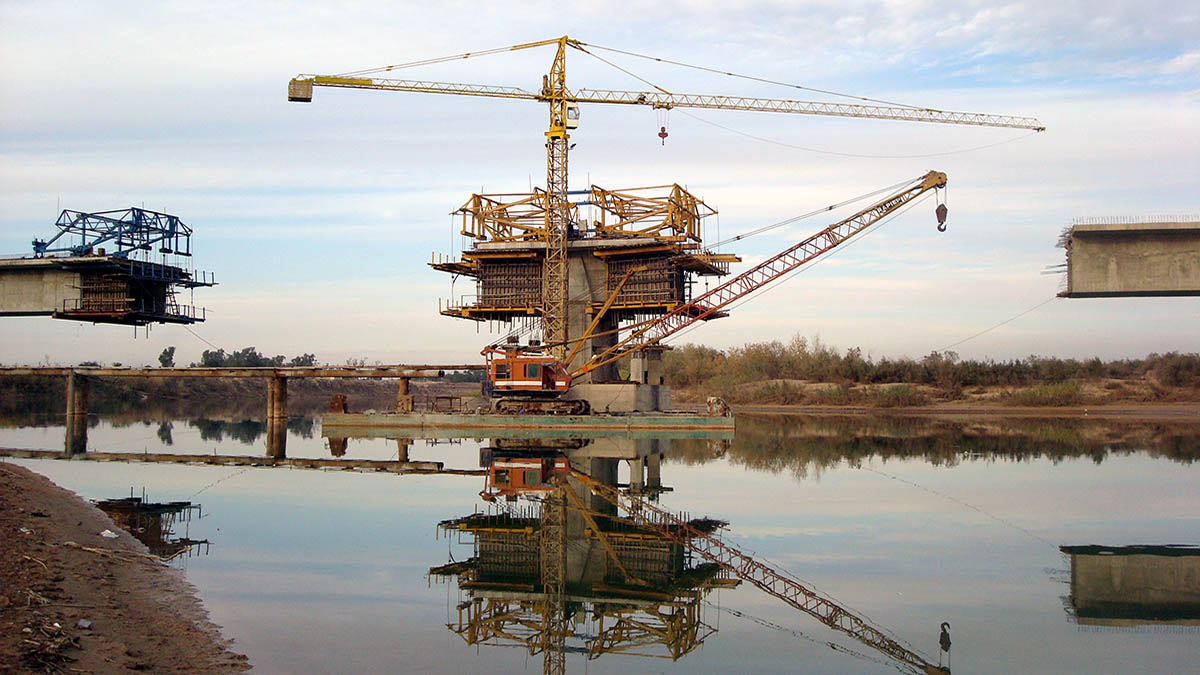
1;1;1197;367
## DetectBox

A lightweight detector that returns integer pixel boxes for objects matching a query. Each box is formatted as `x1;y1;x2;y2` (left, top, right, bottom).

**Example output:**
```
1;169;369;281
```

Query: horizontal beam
0;365;482;378
0;447;485;475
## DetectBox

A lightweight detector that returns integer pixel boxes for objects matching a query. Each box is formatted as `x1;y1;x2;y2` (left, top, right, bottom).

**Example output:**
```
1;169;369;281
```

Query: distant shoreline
727;402;1200;420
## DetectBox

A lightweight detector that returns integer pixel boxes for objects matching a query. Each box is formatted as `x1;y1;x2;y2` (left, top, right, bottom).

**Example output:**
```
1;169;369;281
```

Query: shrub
1004;381;1085;406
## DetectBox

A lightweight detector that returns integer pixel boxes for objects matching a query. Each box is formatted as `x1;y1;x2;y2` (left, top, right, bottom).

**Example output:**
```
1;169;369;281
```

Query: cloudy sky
1;1;1196;367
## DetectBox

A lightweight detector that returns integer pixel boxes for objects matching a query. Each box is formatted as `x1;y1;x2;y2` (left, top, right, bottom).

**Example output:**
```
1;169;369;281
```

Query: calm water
3;411;1198;674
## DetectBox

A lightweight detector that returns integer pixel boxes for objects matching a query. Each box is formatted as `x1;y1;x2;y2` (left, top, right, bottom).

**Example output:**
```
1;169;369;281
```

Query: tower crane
288;36;1043;360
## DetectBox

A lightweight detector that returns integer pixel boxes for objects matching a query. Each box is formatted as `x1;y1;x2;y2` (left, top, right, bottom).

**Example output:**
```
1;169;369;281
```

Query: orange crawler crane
482;170;950;413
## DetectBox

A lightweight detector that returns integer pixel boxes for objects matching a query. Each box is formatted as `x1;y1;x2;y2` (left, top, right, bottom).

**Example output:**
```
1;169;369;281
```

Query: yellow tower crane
288;35;1044;358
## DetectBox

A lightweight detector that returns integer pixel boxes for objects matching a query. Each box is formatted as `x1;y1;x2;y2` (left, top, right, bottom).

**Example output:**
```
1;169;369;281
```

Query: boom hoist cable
571;171;950;378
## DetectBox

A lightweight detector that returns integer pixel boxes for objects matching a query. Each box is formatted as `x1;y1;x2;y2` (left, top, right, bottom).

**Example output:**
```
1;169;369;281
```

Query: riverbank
0;463;248;673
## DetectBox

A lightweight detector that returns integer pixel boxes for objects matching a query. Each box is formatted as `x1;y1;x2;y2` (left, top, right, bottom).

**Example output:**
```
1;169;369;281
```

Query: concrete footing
564;383;670;413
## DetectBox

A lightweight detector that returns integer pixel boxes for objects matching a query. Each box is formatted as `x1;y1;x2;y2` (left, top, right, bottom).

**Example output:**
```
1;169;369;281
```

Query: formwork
431;183;739;382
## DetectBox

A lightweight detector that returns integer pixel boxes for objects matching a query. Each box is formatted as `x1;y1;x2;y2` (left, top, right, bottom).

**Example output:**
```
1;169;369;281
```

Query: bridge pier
266;376;287;458
65;370;88;456
396;377;413;413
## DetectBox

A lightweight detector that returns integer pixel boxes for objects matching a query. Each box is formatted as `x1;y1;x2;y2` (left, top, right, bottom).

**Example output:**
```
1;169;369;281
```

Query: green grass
1004;381;1085;406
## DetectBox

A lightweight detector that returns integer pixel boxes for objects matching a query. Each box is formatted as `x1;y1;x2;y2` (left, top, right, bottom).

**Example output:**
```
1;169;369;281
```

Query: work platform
1060;220;1200;297
0;255;214;325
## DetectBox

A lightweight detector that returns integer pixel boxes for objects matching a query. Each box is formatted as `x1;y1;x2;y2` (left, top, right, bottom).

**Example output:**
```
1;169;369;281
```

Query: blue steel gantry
0;207;215;326
32;207;195;260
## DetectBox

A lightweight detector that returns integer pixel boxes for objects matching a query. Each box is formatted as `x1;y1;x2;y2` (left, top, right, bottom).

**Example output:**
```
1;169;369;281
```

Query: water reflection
95;494;210;563
4;408;1200;673
432;439;738;667
673;415;1200;477
1060;545;1200;627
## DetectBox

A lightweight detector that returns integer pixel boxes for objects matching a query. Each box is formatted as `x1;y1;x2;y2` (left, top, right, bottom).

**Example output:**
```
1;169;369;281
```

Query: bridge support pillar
266;376;287;458
64;370;88;456
647;452;661;490
396;377;413;413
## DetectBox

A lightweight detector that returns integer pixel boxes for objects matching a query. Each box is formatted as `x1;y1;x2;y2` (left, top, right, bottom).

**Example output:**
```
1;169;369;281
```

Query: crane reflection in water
430;439;738;666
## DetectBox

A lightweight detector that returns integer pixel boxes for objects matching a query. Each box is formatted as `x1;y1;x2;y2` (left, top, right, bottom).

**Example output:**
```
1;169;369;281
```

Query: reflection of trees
0;375;396;423
670;415;1200;479
287;417;315;439
157;421;173;445
188;419;266;445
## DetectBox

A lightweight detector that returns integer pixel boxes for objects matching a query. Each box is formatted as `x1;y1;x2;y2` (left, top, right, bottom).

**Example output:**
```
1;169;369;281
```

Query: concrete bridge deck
1062;220;1200;297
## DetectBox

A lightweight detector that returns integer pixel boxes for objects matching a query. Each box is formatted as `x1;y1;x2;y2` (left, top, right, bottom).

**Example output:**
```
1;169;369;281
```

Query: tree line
662;335;1200;392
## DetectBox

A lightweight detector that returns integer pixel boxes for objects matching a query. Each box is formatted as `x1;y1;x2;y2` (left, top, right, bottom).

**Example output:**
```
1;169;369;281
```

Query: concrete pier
1062;221;1200;297
0;365;471;462
65;370;88;456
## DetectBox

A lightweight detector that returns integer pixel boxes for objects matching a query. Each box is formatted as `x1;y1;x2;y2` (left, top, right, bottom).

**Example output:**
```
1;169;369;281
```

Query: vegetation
158;346;175;367
662;335;1200;407
193;347;316;368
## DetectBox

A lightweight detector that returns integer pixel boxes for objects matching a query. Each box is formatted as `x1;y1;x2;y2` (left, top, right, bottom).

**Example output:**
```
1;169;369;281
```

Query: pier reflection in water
1060;545;1200;627
1;410;1199;673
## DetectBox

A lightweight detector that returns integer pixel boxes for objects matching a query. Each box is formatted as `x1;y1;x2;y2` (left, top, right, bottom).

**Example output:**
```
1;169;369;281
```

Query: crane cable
664;193;935;347
678;109;1043;159
706;602;912;674
333;44;525;78
576;41;926;110
489;175;925;347
711;176;916;248
572;43;1040;158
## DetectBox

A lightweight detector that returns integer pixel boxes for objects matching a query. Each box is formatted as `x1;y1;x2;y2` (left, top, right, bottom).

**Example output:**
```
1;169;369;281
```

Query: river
2;409;1197;674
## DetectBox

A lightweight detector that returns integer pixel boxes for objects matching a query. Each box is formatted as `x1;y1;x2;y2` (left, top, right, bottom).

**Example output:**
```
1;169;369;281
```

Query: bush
1004;381;1085;406
871;385;930;408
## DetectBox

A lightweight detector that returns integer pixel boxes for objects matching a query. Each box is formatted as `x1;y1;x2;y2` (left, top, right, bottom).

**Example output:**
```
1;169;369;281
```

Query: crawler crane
481;170;949;410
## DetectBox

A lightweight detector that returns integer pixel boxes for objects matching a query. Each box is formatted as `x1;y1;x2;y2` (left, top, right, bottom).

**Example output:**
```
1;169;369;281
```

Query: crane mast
542;37;571;358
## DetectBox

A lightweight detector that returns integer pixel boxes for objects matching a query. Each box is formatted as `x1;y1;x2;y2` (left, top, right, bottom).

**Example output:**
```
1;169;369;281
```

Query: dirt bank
0;463;248;673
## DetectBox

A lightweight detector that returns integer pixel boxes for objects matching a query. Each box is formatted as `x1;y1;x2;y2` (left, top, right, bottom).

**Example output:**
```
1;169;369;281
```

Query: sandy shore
0;463;249;673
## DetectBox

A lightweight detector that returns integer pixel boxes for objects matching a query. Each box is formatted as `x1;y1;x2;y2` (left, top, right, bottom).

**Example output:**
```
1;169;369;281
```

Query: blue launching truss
32;207;194;260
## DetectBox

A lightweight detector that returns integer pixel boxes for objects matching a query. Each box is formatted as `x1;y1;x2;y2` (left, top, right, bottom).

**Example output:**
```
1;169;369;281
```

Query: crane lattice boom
574;171;948;377
292;76;1045;131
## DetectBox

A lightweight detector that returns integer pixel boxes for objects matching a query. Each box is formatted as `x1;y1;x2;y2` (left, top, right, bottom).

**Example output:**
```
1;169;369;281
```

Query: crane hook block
658;126;669;145
936;204;948;232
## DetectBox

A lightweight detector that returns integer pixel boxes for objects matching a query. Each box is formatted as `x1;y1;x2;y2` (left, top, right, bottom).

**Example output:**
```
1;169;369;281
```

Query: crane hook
936;203;948;232
658;126;669;146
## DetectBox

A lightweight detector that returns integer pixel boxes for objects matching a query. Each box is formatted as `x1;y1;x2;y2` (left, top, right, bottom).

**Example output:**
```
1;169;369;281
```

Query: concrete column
629;456;645;491
64;371;88;456
395;377;413;413
647;452;662;489
646;349;664;386
586;458;619;517
396;438;411;462
266;418;287;458
267;376;288;420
